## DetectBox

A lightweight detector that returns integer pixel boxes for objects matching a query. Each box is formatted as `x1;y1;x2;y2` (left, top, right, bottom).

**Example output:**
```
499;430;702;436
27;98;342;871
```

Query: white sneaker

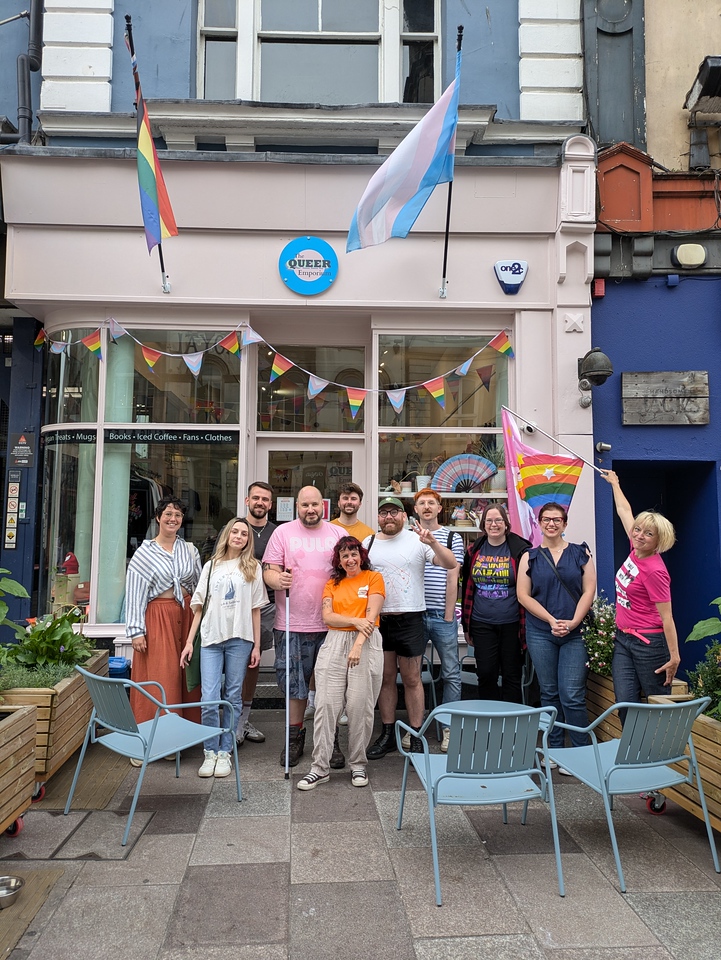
338;713;348;725
243;720;265;742
304;702;316;720
541;757;558;770
440;727;450;753
214;751;232;778
198;750;217;778
558;766;573;777
402;731;411;751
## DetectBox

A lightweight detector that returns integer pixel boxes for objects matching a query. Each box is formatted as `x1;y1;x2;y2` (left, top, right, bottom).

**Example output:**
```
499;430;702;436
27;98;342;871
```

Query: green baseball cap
378;497;404;511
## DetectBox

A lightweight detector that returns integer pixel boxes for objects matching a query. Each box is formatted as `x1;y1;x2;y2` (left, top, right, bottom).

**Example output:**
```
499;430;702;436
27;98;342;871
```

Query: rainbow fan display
431;454;497;493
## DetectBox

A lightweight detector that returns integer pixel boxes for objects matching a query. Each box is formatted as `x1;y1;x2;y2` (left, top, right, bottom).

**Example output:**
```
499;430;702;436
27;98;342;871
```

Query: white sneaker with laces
338;713;348;725
214;751;232;778
243;720;266;743
304;702;316;720
401;731;411;751
440;727;450;753
198;750;217;778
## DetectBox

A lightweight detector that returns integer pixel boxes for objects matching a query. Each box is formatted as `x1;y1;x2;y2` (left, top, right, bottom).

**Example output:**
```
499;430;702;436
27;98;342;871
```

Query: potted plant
583;594;623;741
474;439;506;492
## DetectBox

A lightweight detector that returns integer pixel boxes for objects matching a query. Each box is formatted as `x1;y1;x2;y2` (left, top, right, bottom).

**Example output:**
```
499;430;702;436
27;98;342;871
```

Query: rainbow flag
125;28;178;253
33;329;46;351
488;331;514;359
423;376;445;409
269;353;293;382
346;387;366;419
219;332;239;355
81;329;103;361
142;346;162;371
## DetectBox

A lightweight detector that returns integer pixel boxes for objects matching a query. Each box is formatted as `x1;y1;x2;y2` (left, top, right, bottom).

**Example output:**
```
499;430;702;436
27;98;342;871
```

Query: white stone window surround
41;0;115;113
197;0;442;104
519;0;583;122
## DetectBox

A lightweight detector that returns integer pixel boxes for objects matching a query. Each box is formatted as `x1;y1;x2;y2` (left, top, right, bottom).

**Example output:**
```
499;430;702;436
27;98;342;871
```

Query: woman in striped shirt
125;496;202;731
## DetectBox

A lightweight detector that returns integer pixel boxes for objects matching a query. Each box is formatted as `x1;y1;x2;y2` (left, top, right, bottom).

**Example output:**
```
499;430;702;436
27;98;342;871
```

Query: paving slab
362;754;424;791
290;772;380;822
206;777;291;818
373;790;481;848
549;783;636;821
290;820;394;883
53;809;154;859
164;863;288;949
289;880;414;960
414;934;546;960
543;949;674;960
625;890;721;960
115;793;208;834
190;814;290;865
122;757;215;796
74;833;194;886
160;947;287;960
466;806;581;855
0;810;87;861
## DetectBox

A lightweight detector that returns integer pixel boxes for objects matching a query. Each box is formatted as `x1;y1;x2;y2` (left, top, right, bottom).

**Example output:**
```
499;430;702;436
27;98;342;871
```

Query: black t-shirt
248;519;276;604
470;540;519;624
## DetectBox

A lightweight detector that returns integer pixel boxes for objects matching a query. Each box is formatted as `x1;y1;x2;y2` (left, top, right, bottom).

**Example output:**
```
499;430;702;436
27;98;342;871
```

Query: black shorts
379;611;425;658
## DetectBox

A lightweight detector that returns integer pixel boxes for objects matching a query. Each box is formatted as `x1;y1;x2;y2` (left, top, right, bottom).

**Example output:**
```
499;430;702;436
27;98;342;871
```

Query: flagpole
501;404;603;473
439;25;463;300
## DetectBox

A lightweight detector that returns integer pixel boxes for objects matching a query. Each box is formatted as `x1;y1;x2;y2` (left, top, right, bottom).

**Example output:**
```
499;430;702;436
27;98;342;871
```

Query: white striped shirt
424;527;464;610
125;538;201;639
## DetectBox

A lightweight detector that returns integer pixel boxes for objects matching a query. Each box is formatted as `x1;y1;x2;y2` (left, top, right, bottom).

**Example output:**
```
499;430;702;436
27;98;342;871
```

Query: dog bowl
0;876;24;909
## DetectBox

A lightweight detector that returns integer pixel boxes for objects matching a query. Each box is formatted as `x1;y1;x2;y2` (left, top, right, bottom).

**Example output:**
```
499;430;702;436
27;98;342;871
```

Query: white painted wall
519;0;583;122
41;1;114;112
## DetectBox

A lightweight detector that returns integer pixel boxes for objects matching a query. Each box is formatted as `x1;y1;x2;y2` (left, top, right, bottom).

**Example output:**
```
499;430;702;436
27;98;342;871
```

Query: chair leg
502;803;508;824
544;770;565;897
123;760;149;846
63;724;93;815
600;789;627;893
694;761;720;874
426;792;443;907
397;756;411;829
520;799;529;825
232;733;242;802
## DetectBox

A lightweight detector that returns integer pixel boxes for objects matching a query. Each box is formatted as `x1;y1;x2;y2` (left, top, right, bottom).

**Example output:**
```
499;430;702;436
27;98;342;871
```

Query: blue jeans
423;610;462;705
200;637;252;753
612;629;670;724
525;621;589;747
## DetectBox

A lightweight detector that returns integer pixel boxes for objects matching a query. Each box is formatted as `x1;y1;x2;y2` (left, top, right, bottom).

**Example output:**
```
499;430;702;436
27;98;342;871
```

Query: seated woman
297;536;385;791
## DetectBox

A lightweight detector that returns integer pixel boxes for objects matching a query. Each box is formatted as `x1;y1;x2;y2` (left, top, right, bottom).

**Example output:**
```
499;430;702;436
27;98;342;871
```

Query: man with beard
331;482;374;541
263;486;344;766
236;481;277;746
363;497;456;758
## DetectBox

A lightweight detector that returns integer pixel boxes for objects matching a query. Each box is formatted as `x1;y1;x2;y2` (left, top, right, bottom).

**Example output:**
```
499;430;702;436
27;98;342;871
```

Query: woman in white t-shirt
181;517;268;779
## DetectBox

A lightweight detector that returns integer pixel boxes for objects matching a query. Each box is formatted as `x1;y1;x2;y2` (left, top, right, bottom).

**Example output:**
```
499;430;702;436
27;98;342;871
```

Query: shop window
104;331;240;425
44;329;99;425
199;0;439;104
96;433;240;624
257;344;365;433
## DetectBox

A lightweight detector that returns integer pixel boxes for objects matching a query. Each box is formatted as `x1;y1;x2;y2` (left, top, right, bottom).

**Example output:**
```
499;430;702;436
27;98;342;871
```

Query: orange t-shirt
322;570;385;630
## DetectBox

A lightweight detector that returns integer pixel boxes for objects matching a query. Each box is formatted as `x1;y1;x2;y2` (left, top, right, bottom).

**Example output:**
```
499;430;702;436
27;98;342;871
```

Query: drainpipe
0;0;44;145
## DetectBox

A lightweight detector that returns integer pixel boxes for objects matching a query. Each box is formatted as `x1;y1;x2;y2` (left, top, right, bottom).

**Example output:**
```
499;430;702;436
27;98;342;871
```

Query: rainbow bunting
108;317;126;342
270;353;294;382
242;327;264;346
487;330;514;359
292;395;304;415
260;413;272;430
183;352;204;377
423;376;445;409
476;365;494;391
386;388;406;415
125;26;178;253
454;357;473;377
346;387;366;419
307;375;329;399
50;341;67;355
142;346;162;371
33;329;46;351
218;332;239;355
81;329;103;361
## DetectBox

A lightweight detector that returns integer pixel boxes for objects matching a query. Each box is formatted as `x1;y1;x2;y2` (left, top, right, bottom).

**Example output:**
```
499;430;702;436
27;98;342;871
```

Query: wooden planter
0;650;108;780
648;694;721;833
0;704;37;833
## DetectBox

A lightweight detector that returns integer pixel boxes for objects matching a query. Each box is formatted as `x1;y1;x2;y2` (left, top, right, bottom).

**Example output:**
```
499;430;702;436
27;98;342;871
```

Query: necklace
249;522;267;536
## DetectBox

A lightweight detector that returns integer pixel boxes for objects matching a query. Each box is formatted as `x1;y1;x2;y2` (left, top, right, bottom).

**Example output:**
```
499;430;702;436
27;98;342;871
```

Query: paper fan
430;454;497;493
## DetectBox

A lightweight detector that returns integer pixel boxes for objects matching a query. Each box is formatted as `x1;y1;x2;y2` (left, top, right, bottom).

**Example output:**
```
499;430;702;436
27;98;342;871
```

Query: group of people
125;469;681;784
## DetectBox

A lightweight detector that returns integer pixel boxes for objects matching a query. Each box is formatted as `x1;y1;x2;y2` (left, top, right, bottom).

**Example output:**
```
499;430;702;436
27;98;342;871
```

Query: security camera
524;422;537;434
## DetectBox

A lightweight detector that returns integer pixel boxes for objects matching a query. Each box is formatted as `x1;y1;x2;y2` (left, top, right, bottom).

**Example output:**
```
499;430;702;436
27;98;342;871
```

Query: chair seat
411;753;542;804
100;714;226;762
547;739;688;795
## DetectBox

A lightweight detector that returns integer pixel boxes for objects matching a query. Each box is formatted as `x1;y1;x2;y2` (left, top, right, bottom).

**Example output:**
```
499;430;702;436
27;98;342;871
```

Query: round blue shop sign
279;236;338;296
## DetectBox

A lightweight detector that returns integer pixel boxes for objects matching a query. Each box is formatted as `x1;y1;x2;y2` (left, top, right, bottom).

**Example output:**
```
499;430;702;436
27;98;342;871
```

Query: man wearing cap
363;496;456;757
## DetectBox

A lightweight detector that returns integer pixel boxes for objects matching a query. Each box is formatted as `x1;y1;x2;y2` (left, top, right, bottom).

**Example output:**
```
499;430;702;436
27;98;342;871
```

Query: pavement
2;708;721;960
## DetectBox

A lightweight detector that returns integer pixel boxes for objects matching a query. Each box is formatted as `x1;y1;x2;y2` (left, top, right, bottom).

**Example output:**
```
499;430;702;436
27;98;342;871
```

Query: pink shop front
0;136;597;643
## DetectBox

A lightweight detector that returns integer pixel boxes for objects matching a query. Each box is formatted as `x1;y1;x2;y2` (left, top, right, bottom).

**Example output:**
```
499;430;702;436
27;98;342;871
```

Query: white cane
284;571;291;780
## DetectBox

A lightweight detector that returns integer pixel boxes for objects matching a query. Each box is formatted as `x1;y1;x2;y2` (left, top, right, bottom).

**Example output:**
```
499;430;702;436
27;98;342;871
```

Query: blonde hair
212;517;258;581
634;510;676;554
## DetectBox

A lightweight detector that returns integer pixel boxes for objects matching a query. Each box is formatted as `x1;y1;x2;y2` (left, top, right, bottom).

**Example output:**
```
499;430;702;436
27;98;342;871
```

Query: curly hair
329;536;371;584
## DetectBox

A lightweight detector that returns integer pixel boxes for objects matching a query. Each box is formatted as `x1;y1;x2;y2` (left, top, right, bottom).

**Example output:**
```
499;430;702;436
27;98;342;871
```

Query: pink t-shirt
614;544;671;632
262;519;344;632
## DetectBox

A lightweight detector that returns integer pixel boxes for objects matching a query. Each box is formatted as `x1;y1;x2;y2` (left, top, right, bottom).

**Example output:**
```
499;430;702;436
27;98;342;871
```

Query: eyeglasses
540;517;565;526
485;519;505;526
379;509;402;518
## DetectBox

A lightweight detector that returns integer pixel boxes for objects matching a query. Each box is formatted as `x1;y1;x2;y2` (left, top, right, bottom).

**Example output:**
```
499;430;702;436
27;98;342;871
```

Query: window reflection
44;330;99;424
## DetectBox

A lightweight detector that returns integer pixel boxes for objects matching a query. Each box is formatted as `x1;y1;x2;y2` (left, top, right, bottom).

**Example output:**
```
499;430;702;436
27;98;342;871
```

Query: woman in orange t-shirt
296;536;385;791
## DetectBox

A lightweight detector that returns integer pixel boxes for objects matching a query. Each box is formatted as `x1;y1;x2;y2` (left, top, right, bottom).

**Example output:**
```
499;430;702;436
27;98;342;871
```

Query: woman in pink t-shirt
601;471;680;721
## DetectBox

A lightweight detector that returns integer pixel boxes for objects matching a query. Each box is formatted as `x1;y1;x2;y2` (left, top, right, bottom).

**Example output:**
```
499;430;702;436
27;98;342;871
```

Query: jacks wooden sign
621;371;709;425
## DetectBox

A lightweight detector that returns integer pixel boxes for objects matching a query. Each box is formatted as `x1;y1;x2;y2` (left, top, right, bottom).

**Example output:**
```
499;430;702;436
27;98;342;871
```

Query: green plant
686;598;721;721
0;661;77;692
582;593;616;678
0;568;30;635
474;439;505;469
0;607;93;671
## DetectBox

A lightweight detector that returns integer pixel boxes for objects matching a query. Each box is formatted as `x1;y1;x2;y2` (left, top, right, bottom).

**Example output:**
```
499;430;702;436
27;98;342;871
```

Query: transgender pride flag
346;47;462;252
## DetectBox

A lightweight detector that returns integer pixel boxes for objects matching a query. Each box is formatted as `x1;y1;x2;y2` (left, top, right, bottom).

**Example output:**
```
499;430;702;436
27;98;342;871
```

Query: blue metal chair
396;701;564;905
546;698;721;892
64;667;241;845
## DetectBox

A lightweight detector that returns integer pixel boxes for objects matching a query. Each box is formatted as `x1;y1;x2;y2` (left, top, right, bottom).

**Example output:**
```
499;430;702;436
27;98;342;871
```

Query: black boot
280;725;306;767
409;728;424;754
330;726;346;769
368;723;397;760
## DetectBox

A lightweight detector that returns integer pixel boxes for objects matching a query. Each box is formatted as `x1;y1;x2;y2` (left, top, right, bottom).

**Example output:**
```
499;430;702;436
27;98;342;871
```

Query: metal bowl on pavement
0;876;24;909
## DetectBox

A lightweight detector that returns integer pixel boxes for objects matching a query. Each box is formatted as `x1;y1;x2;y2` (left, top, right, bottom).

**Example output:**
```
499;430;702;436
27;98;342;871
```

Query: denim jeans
469;619;523;703
612;629;670;724
423;610;462;705
200;637;253;753
525;621;589;747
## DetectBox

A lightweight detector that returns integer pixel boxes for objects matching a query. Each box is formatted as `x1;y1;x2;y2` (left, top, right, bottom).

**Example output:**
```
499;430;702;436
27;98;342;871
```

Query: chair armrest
395;719;429;755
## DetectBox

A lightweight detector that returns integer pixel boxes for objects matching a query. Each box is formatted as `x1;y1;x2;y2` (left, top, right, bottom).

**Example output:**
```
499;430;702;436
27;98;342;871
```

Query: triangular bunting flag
183;352;204;377
307;375;329;399
476;365;494;390
268;401;278;418
142;346;162;371
259;413;272;430
108;318;126;342
50;341;67;355
447;375;460;402
81;329;103;361
241;327;264;346
218;332;239;355
346;387;366;419
292;395;303;415
33;329;46;351
313;395;328;413
270;353;294;382
454;357;473;377
386;389;406;415
423;376;446;409
487;330;514;359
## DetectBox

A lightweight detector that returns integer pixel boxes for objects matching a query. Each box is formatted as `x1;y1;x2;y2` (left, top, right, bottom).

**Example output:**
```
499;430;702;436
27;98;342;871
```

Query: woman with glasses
516;502;596;754
460;504;531;702
600;470;680;719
